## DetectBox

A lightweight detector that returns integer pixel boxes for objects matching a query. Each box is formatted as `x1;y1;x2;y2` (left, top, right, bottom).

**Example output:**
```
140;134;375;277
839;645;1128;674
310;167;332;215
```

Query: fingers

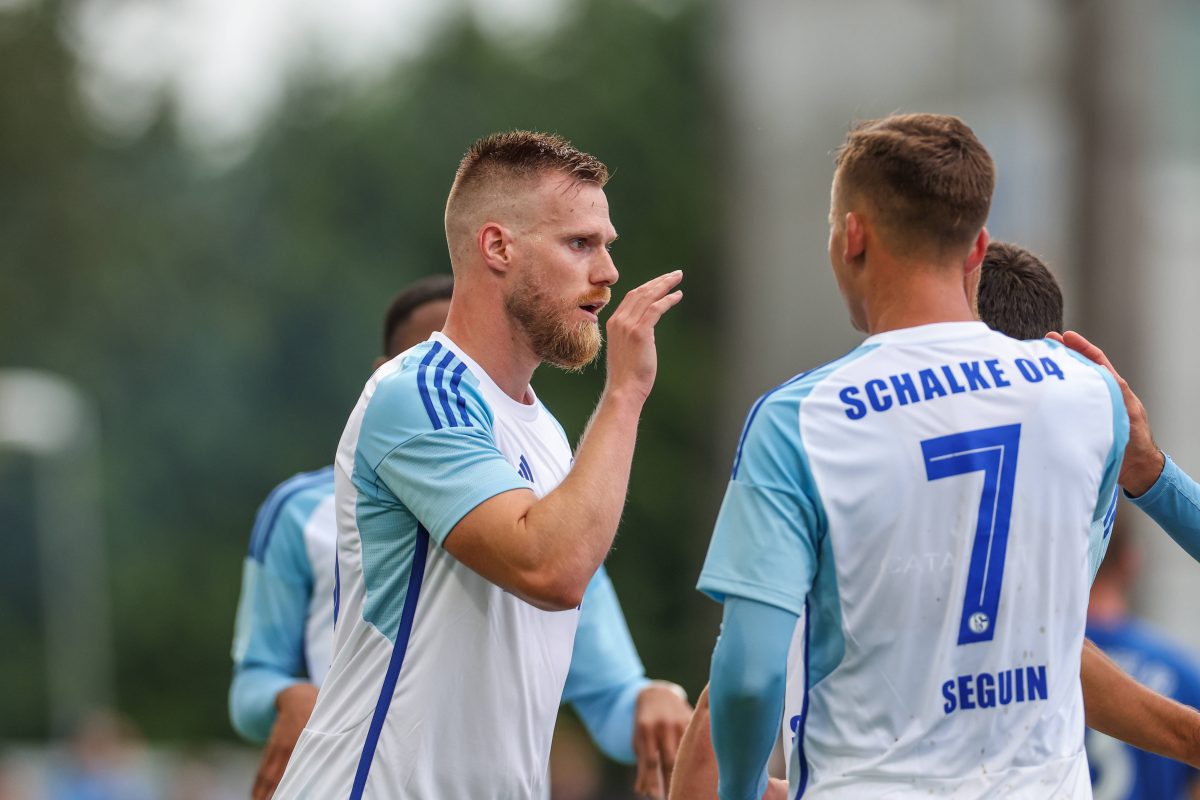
633;720;665;798
251;749;284;800
611;270;683;326
1055;330;1115;372
642;290;684;327
660;724;682;794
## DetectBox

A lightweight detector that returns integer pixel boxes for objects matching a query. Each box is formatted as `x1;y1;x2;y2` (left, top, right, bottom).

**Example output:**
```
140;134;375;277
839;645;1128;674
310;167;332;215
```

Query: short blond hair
444;132;609;267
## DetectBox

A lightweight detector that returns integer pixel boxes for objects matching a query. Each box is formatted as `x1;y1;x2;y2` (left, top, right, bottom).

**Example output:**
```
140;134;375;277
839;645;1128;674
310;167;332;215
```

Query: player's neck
863;268;977;335
441;300;538;404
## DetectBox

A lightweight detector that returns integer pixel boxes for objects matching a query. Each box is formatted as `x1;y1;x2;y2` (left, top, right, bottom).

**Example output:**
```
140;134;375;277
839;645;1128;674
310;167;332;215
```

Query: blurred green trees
0;0;724;746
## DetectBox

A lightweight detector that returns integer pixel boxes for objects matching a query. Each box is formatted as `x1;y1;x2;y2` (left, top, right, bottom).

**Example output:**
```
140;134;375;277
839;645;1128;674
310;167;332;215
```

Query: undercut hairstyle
976;242;1063;340
381;275;454;355
444;131;608;252
834;113;995;255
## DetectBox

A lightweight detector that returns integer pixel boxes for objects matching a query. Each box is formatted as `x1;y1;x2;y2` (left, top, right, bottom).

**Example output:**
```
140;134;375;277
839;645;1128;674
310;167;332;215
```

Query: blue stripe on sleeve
449;362;471;427
333;548;341;626
248;467;334;562
416;343;445;430
349;525;431;800
793;601;811;799
433;350;460;427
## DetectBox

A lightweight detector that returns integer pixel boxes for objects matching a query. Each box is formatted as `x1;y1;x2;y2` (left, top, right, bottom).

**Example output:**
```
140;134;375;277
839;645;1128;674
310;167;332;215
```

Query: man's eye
569;238;588;250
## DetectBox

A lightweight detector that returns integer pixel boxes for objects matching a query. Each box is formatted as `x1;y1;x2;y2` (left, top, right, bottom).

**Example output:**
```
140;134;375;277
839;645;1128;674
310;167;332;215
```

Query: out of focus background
1;0;1198;797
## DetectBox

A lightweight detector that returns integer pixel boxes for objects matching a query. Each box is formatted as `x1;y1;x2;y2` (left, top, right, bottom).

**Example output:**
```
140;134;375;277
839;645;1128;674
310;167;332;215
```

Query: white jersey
276;332;578;800
700;322;1127;798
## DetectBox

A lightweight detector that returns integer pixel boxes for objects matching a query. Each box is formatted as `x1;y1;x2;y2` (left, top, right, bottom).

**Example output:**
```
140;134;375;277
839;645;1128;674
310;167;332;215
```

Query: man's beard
505;273;605;371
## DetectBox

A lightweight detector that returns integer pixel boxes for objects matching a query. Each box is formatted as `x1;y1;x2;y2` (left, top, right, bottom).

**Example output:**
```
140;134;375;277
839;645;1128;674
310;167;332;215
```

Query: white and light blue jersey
232;477;649;759
699;322;1128;798
229;466;337;743
276;332;582;800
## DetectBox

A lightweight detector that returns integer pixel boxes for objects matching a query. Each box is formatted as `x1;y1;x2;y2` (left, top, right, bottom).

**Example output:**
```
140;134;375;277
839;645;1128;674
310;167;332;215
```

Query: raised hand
604;270;684;404
1047;330;1164;496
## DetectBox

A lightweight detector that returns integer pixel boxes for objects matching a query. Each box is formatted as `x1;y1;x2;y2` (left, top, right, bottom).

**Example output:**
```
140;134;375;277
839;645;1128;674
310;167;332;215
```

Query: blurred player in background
1086;530;1200;800
696;114;1127;799
230;273;691;799
228;277;452;797
273;131;684;799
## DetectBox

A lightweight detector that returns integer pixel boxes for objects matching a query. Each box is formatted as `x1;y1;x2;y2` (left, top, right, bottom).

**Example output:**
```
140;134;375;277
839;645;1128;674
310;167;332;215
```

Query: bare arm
668;686;787;800
444;271;683;610
252;683;318;800
1083;638;1200;766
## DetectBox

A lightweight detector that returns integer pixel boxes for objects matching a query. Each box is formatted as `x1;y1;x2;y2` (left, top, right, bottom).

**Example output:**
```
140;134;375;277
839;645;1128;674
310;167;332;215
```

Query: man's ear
478;222;514;274
844;212;867;263
965;226;989;274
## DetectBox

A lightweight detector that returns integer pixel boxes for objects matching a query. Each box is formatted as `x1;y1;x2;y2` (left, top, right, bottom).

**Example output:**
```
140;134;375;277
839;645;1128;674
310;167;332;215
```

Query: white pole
0;370;113;734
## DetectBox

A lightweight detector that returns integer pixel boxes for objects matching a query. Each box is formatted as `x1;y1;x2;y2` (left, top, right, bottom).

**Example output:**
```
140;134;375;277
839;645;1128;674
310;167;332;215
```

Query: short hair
381;275;454;355
445;132;608;252
834;113;995;254
976;242;1063;340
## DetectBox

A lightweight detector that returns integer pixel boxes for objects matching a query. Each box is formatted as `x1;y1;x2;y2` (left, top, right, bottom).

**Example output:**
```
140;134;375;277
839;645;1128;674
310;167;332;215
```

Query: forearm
571;678;647;763
230;665;305;743
710;599;795;800
1083;638;1200;766
669;686;719;800
521;389;643;592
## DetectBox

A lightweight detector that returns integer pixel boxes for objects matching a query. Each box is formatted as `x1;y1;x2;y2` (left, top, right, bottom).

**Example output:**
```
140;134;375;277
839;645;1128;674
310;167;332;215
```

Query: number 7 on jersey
921;424;1022;646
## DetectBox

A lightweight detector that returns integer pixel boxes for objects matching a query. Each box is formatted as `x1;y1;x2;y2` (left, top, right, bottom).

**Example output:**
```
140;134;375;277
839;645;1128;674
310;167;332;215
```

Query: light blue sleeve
710;597;798;800
1129;455;1200;562
1064;352;1129;582
229;475;328;743
359;360;530;546
697;390;821;616
561;566;649;764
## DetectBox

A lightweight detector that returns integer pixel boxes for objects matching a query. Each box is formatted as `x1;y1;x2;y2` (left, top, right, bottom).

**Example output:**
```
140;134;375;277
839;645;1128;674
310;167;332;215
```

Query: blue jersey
700;322;1127;798
1086;617;1200;800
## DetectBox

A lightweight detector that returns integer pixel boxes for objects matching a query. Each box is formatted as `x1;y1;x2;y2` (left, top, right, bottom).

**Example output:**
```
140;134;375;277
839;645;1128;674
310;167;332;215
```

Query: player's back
777;322;1124;797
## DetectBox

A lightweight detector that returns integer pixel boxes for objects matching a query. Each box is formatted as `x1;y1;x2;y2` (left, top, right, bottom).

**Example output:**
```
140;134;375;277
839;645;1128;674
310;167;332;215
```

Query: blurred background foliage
0;0;724;745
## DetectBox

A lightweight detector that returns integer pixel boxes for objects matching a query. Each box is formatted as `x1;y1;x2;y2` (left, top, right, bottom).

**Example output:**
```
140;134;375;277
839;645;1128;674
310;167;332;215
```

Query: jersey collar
429;332;542;422
863;321;993;346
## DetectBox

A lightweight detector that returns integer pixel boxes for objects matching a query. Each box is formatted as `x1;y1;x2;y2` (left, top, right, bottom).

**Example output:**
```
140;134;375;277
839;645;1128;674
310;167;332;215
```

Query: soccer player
669;240;1193;800
232;271;692;799
273;131;683;799
1086;531;1200;800
698;114;1127;799
228;277;451;797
